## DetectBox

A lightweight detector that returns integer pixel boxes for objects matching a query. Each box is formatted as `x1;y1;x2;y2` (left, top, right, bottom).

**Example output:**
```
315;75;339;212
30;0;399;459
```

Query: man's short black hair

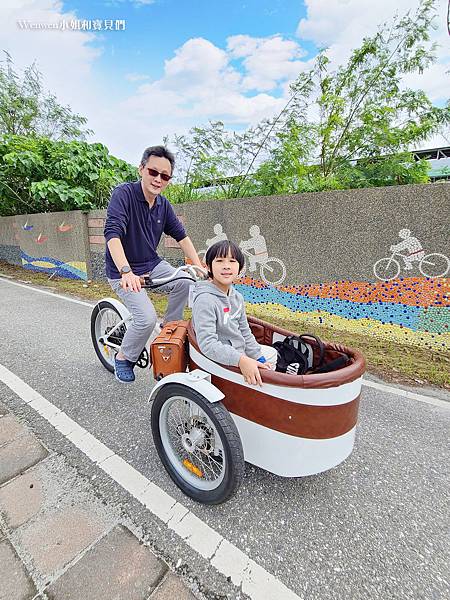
205;240;245;279
140;146;175;172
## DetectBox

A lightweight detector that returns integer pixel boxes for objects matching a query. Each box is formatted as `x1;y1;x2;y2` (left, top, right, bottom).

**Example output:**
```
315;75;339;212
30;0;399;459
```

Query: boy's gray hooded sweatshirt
192;281;262;366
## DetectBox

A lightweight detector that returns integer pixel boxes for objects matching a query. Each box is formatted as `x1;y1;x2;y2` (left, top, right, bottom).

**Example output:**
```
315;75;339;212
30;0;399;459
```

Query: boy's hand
238;355;269;386
121;271;142;292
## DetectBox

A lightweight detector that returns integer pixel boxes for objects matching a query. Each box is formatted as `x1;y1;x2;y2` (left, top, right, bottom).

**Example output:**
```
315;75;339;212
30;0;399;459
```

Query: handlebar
139;264;207;289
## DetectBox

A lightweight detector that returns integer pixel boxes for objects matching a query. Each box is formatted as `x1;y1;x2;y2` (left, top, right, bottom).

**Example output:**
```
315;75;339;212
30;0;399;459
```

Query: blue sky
61;0;313;67
2;1;449;163
60;0;316;101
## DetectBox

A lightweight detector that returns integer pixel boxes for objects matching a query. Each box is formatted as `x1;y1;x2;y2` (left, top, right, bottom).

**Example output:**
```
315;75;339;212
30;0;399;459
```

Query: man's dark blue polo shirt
104;181;186;279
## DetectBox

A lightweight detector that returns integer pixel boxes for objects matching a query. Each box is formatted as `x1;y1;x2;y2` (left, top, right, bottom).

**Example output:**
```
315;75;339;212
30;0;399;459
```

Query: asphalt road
1;277;449;600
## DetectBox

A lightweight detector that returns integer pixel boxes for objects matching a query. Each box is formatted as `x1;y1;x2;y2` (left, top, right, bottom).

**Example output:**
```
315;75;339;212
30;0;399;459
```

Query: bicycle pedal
136;347;150;369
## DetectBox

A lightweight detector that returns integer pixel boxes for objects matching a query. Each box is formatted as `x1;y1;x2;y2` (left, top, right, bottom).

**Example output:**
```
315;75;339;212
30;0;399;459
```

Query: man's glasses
147;168;172;182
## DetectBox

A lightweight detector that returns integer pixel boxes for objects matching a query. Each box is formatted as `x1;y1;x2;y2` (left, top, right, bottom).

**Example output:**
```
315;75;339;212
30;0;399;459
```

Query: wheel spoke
93;305;125;370
159;395;226;488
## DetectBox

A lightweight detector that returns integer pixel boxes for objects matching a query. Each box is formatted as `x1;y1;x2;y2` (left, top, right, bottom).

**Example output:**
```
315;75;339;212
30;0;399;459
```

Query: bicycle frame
240;246;266;260
388;251;409;262
99;313;133;350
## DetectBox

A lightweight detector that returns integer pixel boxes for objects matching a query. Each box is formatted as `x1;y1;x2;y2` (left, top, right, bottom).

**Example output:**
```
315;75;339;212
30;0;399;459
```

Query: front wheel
151;383;244;504
260;257;286;286
419;253;450;278
91;301;127;372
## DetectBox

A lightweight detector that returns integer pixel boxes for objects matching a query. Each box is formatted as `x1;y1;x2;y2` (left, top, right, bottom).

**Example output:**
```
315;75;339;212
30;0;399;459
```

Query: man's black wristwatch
120;265;132;275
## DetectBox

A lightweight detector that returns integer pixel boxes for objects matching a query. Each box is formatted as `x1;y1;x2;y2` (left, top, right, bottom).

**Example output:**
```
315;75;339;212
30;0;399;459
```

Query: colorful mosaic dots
236;276;450;341
20;251;87;281
247;301;450;352
278;277;449;307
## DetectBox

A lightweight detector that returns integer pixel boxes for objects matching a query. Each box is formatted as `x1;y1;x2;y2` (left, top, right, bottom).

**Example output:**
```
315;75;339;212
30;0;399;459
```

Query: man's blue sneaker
114;357;135;383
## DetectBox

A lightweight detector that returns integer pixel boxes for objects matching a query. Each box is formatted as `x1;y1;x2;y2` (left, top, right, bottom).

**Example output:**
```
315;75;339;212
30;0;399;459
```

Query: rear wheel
151;383;244;504
373;257;400;281
91;301;127;372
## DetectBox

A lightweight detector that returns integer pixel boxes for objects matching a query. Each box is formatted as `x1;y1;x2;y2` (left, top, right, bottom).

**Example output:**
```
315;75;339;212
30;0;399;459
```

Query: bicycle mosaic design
236;276;450;352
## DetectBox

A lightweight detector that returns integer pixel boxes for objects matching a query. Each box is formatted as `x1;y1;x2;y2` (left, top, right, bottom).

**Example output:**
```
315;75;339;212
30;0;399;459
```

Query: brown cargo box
151;320;189;380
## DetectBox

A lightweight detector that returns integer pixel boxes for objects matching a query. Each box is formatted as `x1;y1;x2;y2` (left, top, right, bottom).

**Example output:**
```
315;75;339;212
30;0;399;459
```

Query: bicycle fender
96;297;131;321
148;369;224;404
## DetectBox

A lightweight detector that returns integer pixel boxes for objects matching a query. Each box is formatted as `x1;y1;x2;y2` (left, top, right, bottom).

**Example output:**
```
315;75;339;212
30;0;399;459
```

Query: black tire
91;301;126;373
151;383;244;504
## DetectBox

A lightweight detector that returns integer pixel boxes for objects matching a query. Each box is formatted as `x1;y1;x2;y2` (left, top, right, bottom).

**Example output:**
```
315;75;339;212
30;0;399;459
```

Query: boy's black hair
140;145;175;172
205;240;245;279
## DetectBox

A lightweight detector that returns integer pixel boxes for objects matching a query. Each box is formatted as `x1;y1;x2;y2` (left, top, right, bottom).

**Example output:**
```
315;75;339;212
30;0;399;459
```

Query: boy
192;240;277;386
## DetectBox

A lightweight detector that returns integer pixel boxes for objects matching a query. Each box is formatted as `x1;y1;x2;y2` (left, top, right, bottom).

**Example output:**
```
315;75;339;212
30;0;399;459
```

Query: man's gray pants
108;260;192;363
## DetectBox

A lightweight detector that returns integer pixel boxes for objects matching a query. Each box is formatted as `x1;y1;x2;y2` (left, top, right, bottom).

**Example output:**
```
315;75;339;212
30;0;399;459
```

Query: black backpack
273;334;348;375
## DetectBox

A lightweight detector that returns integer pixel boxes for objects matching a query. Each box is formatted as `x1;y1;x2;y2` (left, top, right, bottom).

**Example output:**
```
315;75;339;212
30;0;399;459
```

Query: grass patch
1;260;448;390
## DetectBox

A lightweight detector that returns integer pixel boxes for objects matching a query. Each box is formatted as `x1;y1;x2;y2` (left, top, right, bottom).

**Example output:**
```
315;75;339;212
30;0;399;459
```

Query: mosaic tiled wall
1;183;449;351
235;276;449;351
163;183;450;352
0;211;89;281
20;250;87;280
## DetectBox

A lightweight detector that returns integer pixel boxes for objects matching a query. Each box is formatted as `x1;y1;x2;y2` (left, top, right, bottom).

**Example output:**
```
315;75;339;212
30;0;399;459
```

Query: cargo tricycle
91;265;365;504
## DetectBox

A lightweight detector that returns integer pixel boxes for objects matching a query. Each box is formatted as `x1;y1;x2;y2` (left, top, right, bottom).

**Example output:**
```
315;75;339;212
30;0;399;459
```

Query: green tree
0;135;138;216
0;52;92;141
167;80;314;203
253;0;450;194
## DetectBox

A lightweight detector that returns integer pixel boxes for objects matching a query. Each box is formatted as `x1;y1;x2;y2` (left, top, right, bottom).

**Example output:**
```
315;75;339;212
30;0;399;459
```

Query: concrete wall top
176;182;450;284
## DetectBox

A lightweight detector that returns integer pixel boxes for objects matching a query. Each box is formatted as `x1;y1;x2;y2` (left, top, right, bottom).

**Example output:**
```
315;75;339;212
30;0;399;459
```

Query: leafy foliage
0;52;92;141
0;135;138;216
250;0;449;195
166;71;314;202
169;0;448;200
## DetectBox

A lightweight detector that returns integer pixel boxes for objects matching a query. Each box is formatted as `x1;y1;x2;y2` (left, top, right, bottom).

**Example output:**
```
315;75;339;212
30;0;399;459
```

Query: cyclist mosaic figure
390;229;425;270
239;225;268;272
206;224;228;248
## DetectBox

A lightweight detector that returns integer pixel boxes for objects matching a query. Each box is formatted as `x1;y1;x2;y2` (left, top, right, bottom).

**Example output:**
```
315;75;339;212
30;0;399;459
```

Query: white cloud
227;34;307;91
296;0;449;148
108;36;293;162
0;0;103;124
297;0;415;49
163;38;231;88
0;0;447;165
121;37;286;122
297;0;449;98
125;72;150;82
0;2;292;163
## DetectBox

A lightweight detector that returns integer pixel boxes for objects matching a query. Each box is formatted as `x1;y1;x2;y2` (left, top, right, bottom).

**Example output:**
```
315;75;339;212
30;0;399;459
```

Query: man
104;145;203;383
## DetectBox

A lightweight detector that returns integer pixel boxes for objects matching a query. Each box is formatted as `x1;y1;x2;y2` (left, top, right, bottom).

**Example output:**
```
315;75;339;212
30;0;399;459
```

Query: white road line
362;379;449;409
0;363;300;600
1;276;448;408
0;276;94;307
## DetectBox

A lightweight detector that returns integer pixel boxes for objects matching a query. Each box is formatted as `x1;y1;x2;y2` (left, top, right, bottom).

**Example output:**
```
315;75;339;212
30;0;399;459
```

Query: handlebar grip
140;275;152;286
